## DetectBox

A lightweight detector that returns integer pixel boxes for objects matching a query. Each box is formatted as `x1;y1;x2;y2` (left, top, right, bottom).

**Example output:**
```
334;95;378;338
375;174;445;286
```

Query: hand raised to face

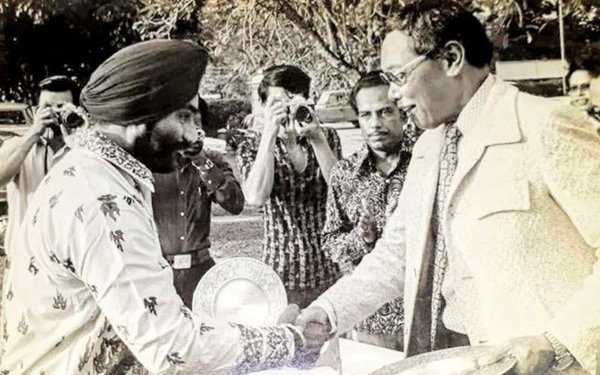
263;96;289;140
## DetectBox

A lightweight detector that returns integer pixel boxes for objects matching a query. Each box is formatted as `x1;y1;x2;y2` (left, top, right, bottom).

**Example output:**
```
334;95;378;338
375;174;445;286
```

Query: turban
81;39;208;126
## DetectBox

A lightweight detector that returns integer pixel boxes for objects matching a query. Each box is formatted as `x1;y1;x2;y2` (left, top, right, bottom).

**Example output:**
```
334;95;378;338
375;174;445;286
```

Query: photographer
152;97;245;308
236;65;341;308
0;75;84;256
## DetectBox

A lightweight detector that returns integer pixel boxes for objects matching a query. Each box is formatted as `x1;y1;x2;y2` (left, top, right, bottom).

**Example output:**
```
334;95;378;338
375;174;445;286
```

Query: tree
0;0;204;103
0;0;140;103
199;0;600;97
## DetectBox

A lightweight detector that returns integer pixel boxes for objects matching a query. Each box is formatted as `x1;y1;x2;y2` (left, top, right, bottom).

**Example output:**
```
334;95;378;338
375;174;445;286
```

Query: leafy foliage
0;0;140;103
200;0;600;97
0;0;598;103
0;0;203;103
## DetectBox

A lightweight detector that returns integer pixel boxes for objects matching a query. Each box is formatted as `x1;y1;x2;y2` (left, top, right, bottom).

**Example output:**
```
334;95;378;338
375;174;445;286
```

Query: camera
51;103;85;129
290;104;314;123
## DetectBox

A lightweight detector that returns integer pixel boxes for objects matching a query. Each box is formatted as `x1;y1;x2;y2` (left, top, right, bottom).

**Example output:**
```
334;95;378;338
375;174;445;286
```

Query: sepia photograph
0;0;599;373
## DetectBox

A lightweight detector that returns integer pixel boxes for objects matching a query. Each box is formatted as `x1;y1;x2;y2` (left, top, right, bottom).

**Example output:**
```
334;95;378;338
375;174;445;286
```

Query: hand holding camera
33;102;86;139
288;97;323;141
51;102;86;131
264;96;288;141
32;106;59;137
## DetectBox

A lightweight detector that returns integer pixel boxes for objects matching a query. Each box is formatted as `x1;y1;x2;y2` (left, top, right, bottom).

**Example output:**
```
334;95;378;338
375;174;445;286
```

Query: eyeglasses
380;54;429;87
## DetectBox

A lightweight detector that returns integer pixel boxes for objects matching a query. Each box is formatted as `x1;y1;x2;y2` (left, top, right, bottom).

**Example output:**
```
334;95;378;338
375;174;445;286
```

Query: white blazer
318;79;600;374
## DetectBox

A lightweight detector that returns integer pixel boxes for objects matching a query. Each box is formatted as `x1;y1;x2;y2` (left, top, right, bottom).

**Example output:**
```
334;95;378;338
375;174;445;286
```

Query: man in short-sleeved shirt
237;65;342;308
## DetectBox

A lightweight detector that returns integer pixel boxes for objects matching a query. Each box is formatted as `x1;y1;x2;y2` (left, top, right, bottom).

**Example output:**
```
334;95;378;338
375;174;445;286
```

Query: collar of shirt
455;74;495;136
351;143;410;178
38;136;70;160
72;129;155;193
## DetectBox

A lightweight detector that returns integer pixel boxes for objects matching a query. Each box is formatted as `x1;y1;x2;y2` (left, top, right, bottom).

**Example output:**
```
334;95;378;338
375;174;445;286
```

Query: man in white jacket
296;1;600;374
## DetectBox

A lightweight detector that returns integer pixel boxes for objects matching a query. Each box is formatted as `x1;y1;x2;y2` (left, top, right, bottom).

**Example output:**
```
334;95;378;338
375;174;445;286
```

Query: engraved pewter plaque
193;257;288;326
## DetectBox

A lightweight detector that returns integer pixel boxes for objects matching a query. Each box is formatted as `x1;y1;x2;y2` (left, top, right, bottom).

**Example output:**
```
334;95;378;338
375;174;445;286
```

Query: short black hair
258;65;311;104
391;0;493;68
349;71;388;112
38;75;80;105
567;55;600;87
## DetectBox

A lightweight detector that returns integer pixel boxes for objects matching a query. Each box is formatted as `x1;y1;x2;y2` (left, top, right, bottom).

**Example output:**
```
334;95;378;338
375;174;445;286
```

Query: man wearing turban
0;40;326;374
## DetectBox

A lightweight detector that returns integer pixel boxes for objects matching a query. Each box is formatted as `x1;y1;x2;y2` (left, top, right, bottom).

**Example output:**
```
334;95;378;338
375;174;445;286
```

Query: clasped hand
278;304;332;369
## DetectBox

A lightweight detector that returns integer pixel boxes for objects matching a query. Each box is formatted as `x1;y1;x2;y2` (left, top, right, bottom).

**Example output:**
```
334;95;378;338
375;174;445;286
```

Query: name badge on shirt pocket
172;254;192;269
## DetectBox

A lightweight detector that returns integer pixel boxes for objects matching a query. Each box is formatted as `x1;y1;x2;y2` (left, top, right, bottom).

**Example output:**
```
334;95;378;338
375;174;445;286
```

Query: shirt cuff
544;331;576;371
309;297;338;336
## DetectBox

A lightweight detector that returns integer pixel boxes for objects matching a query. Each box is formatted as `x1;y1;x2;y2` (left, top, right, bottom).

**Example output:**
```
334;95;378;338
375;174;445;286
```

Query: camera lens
293;105;313;123
61;111;85;129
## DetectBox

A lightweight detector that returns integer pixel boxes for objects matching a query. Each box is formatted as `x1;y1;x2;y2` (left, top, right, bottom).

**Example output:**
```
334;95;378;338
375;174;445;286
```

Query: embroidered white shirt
0;130;295;374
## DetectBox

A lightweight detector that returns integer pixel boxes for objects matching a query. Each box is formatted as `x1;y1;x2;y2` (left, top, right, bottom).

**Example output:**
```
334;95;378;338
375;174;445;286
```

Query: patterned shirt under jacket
236;128;342;291
322;143;412;336
0;130;298;375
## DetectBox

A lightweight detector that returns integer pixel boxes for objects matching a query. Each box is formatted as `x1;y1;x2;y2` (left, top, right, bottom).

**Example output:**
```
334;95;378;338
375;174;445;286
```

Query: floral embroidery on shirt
110;230;125;252
2;321;8;341
199;323;214;335
180;306;192;320
75;205;84;223
63;166;76;177
232;324;265;370
98;195;120;221
52;290;67;310
74;129;154;186
166;352;185;365
49;252;60;264
28;256;39;275
144;297;158;315
123;196;135;206
49;191;63;209
62;258;76;273
32;207;40;226
232;324;293;373
79;341;93;371
55;336;65;348
88;284;98;297
17;314;28;335
132;195;143;205
6;285;12;301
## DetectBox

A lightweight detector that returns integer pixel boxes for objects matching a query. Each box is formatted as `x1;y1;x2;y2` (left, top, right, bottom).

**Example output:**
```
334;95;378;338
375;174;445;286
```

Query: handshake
278;304;333;369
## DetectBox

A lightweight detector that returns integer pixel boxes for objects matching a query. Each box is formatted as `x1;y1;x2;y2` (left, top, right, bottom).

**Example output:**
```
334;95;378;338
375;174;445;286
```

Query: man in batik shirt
322;72;415;351
0;40;324;374
237;65;341;308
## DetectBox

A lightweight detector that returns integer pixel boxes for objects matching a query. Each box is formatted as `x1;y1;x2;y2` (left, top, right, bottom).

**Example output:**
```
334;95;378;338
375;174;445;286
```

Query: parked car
0;102;32;139
314;90;357;124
